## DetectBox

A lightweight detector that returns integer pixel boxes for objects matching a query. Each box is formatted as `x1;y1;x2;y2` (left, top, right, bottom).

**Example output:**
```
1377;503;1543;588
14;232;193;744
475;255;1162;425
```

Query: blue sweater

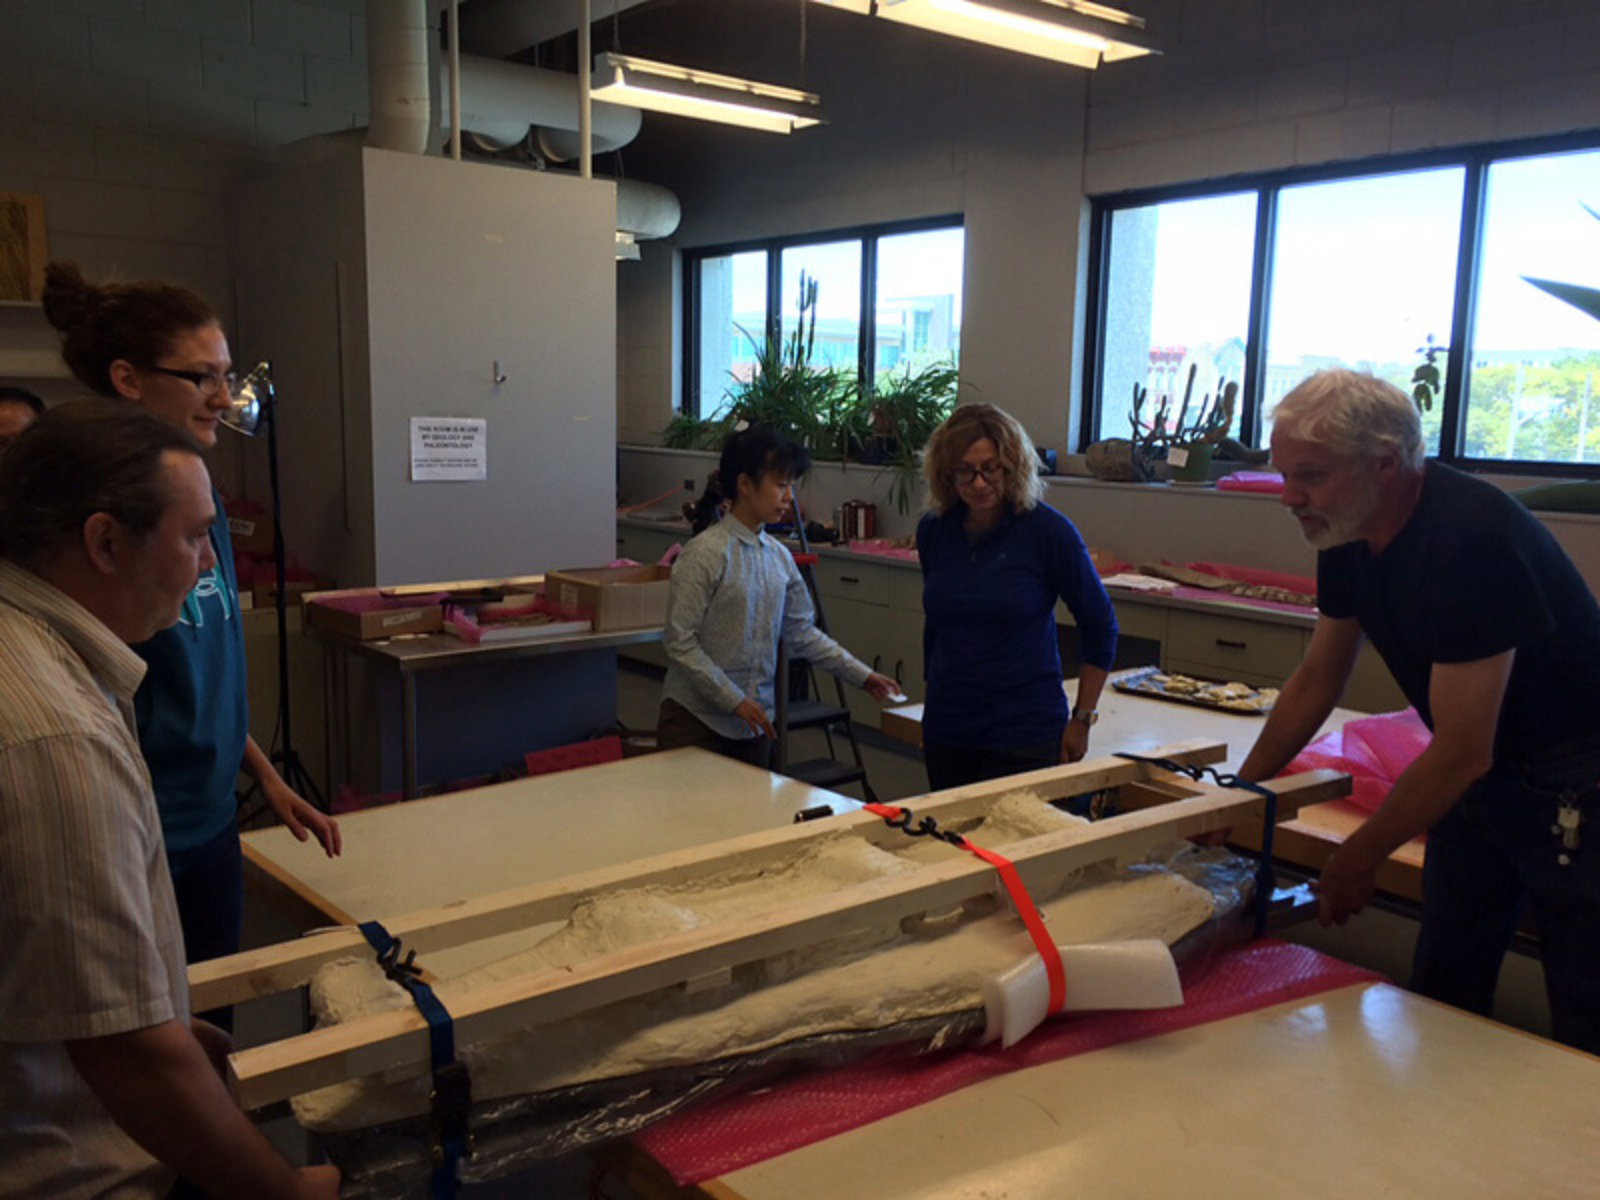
131;501;249;852
917;502;1116;748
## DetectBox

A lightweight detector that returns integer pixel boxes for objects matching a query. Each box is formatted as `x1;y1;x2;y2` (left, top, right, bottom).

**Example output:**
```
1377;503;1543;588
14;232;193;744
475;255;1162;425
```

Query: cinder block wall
3;0;369;312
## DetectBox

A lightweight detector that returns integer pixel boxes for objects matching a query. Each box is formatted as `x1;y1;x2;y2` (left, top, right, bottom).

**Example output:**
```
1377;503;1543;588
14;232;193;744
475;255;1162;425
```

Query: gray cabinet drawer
1164;610;1305;682
814;557;892;605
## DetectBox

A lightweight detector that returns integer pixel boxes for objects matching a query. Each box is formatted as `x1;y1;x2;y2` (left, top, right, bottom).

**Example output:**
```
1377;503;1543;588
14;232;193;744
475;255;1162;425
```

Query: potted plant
1127;365;1237;483
861;359;959;513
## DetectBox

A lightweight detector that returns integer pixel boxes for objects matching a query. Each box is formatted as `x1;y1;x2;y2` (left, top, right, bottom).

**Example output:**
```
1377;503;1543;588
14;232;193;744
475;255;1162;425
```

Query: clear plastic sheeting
315;846;1261;1199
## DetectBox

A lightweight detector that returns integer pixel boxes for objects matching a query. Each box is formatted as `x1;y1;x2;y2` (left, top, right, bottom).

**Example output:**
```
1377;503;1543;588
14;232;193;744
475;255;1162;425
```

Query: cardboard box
305;588;445;641
545;564;671;631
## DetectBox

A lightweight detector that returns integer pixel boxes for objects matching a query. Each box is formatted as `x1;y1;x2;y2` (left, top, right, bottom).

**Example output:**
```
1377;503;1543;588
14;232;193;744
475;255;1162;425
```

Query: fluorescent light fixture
811;0;1158;68
591;52;825;134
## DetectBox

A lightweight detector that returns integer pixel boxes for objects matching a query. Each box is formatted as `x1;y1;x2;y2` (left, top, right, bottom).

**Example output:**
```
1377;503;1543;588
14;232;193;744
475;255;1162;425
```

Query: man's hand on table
1313;842;1379;926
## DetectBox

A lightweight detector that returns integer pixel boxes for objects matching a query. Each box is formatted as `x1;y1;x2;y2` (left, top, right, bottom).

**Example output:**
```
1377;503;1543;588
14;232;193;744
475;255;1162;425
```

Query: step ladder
772;506;878;802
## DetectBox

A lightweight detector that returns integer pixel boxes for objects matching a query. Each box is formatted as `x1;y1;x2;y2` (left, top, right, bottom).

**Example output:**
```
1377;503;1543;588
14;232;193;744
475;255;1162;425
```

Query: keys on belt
1554;800;1583;865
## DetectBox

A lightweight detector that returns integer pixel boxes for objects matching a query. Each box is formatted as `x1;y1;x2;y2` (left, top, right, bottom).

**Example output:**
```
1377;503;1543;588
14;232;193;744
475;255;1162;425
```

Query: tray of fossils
1112;667;1279;715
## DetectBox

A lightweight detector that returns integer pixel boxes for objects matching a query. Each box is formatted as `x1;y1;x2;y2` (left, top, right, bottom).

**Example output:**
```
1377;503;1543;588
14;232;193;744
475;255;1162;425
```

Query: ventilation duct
366;0;431;154
448;54;644;156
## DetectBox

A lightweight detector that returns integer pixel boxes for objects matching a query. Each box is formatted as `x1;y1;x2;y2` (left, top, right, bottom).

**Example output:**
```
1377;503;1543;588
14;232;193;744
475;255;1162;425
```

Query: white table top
242;748;855;975
714;981;1600;1200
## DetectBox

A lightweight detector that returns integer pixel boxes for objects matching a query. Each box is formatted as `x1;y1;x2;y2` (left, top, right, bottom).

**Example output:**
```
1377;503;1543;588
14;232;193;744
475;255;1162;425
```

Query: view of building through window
688;221;965;419
781;240;862;374
1466;148;1600;464
1100;193;1255;447
695;249;766;420
874;225;964;376
1090;138;1600;470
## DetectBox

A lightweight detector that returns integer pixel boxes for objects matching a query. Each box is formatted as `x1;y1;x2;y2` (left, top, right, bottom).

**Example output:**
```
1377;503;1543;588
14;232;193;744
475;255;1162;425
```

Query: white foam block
982;939;1183;1048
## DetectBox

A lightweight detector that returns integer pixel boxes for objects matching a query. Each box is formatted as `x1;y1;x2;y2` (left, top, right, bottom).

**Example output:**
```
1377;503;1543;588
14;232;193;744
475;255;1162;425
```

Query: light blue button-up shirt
661;518;871;740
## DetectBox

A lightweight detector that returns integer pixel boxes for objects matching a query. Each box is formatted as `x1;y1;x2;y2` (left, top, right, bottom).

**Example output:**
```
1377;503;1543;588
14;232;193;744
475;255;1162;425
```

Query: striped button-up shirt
0;559;188;1199
662;519;871;740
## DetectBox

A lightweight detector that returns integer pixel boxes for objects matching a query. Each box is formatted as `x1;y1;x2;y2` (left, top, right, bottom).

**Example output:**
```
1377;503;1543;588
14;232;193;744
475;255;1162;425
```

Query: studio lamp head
220;361;272;437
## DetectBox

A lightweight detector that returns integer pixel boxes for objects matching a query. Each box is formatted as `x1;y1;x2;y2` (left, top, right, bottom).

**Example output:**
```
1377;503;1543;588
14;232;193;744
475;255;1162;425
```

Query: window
1098;193;1255;446
1084;133;1600;474
695;250;767;420
781;240;861;373
1465;148;1600;465
876;225;964;375
1264;168;1462;453
684;218;964;418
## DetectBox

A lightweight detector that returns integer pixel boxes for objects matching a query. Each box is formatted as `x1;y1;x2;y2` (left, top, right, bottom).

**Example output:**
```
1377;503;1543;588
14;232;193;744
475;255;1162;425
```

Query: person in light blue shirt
659;426;900;767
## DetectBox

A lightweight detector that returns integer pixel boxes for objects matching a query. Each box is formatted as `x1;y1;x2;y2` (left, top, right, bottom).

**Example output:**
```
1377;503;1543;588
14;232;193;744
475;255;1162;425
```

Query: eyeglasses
951;463;1010;486
148;365;238;398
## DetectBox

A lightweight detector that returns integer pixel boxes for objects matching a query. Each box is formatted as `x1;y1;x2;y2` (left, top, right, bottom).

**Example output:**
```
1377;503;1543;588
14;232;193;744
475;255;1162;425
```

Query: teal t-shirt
132;499;249;853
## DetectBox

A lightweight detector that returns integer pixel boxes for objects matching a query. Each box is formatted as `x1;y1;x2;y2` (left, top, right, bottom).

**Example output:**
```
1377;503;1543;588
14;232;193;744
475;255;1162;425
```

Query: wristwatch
1070;706;1099;727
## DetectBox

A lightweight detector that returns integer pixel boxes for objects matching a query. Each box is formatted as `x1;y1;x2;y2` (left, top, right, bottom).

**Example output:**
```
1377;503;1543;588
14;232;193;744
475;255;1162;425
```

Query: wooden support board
210;745;1347;1111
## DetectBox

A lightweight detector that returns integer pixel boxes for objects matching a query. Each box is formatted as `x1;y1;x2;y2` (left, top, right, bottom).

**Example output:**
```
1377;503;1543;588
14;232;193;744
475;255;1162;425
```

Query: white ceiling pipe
444;54;643;154
367;0;432;155
616;178;681;240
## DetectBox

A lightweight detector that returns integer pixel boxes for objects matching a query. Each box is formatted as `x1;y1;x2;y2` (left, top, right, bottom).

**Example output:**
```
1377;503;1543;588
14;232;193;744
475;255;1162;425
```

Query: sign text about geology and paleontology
410;417;487;482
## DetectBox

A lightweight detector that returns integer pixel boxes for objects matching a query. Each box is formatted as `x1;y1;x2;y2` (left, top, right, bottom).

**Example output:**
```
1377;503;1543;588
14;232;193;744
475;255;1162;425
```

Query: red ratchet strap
863;803;1066;1015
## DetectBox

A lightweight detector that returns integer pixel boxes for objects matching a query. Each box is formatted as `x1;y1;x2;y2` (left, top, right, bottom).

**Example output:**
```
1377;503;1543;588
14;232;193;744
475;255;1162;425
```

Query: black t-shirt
1319;462;1600;764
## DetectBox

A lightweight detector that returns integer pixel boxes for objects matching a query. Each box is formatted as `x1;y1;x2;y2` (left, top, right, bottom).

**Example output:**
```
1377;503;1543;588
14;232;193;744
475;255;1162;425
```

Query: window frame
681;214;964;419
1080;130;1600;478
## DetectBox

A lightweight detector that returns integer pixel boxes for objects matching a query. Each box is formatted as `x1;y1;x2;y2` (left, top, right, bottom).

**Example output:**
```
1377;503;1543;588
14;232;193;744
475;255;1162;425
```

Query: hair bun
40;260;100;333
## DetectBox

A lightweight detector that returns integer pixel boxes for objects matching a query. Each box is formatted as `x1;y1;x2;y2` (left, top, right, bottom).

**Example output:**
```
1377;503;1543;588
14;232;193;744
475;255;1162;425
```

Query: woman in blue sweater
917;404;1117;791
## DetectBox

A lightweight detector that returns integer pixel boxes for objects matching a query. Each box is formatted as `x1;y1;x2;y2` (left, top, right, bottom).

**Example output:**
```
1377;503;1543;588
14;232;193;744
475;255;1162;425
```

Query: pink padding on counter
635;940;1382;1185
1168;585;1314;615
1284;708;1431;815
1216;470;1284;493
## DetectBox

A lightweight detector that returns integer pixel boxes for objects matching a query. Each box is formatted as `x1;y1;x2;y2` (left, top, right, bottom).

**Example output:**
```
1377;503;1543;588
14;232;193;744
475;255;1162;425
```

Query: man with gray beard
1237;369;1600;1054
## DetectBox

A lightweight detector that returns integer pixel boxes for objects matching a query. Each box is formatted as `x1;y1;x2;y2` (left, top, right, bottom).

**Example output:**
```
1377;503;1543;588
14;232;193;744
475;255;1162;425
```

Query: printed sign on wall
410;417;487;482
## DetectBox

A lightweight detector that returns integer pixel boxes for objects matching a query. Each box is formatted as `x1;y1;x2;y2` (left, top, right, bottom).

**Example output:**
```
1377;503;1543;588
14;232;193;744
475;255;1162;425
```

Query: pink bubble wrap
634;940;1382;1184
1284;708;1431;815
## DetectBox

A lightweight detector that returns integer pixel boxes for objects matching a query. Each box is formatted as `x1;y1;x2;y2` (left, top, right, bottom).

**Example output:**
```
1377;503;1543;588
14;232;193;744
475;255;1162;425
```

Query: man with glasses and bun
0;401;338;1199
917;404;1118;791
42;261;340;1031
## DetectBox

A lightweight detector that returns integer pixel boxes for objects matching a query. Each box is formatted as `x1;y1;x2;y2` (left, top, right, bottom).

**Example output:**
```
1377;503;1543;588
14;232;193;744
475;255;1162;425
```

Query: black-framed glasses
951;463;1009;486
148;365;237;398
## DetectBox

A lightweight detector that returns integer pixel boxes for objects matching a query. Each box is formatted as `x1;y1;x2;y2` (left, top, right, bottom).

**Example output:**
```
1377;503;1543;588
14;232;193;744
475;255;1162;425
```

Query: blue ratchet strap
358;921;471;1199
1115;754;1280;938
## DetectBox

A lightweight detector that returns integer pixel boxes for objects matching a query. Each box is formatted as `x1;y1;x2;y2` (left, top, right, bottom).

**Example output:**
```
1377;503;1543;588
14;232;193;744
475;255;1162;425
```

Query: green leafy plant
1411;333;1446;413
862;359;959;513
723;272;859;459
658;275;960;514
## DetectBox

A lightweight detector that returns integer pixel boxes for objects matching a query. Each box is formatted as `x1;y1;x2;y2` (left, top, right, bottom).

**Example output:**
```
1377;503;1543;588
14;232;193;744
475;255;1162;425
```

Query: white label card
410;417;487;482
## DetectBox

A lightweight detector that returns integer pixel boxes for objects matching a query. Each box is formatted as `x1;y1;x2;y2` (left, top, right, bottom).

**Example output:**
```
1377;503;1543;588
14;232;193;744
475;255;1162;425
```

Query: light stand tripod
225;362;327;820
